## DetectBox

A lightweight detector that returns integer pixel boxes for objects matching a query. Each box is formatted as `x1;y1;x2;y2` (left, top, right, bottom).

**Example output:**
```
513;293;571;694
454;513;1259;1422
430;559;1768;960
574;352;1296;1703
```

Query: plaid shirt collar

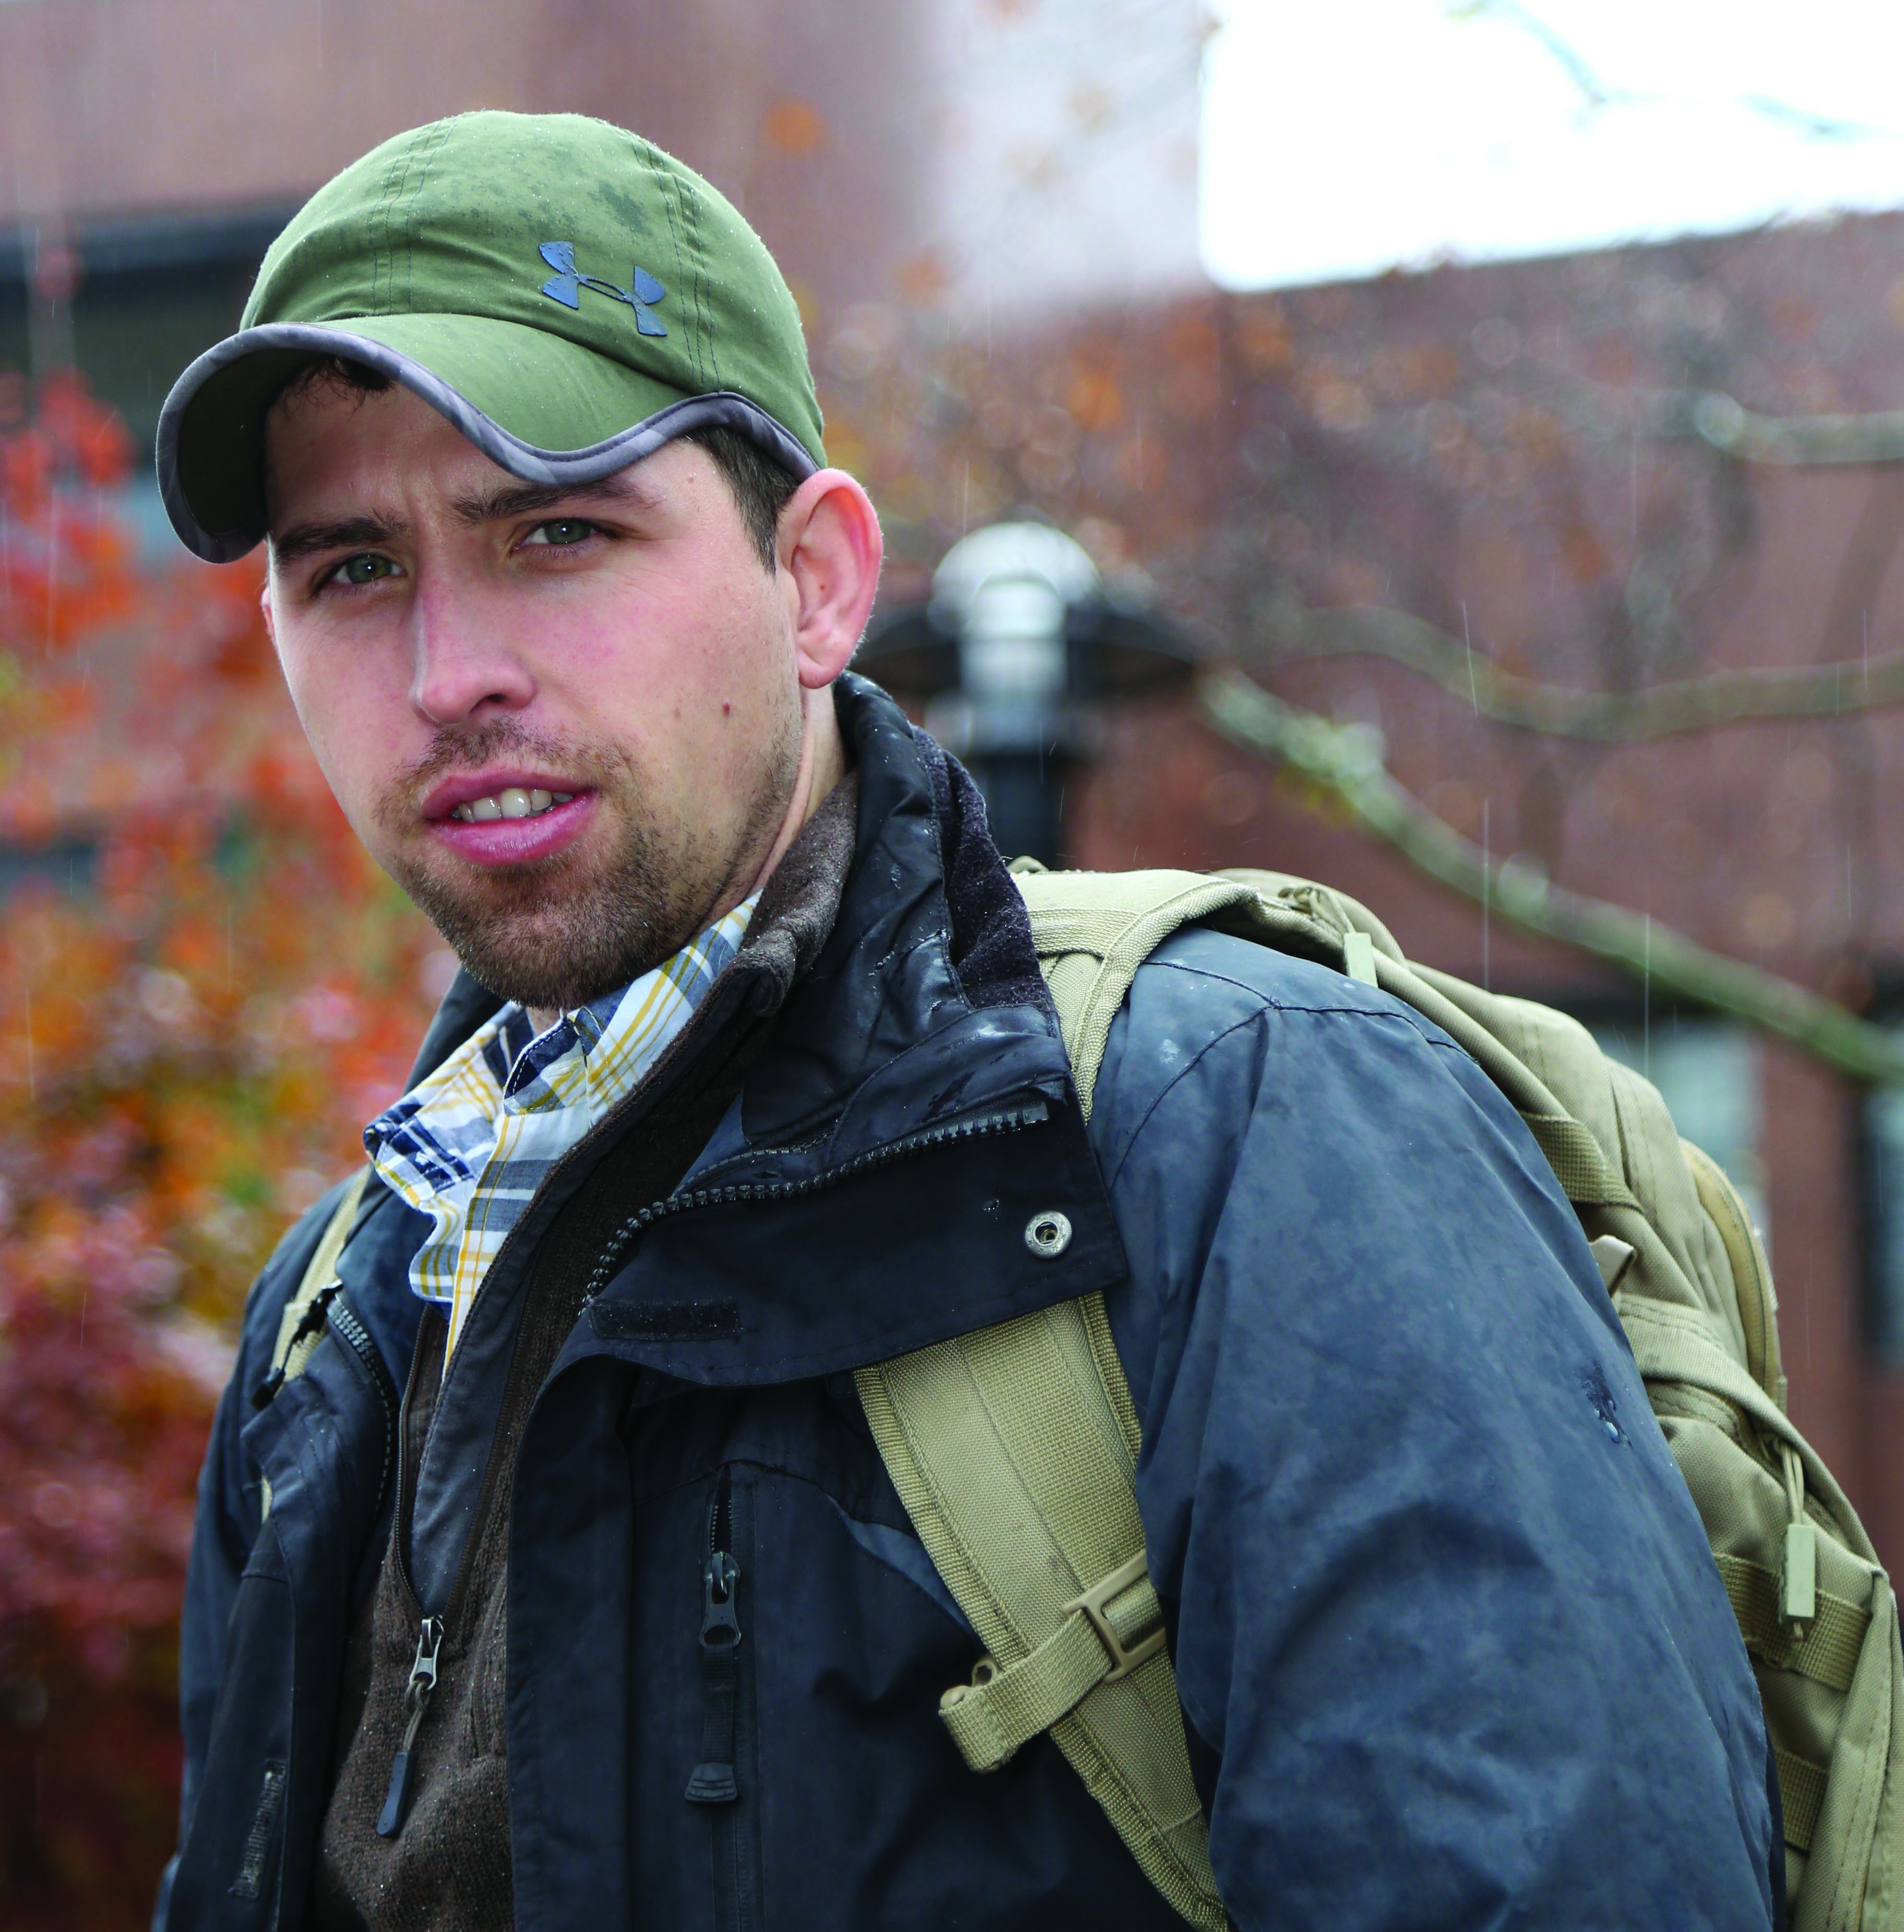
365;895;757;1353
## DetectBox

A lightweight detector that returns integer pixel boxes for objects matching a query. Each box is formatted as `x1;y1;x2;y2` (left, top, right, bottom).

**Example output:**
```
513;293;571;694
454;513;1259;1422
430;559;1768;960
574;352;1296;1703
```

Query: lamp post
860;522;1195;865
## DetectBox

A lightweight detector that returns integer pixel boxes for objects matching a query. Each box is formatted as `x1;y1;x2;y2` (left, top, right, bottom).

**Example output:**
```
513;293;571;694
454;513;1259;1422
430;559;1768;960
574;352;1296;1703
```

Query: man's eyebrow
266;473;660;563
269;512;410;566
448;472;661;527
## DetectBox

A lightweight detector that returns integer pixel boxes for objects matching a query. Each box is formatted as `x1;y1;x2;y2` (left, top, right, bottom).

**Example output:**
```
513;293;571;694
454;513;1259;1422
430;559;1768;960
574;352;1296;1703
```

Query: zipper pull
700;1551;742;1651
1779;1444;1818;1626
377;1616;444;1838
686;1541;743;1804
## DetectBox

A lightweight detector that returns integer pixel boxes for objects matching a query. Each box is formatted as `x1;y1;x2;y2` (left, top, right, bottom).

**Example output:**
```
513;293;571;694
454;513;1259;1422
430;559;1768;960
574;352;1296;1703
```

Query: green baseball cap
158;111;825;562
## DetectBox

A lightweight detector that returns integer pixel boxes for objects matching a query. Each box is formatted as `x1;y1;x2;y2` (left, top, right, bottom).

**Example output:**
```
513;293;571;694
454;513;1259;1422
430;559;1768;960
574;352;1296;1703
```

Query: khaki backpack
272;865;1904;1929
856;865;1904;1931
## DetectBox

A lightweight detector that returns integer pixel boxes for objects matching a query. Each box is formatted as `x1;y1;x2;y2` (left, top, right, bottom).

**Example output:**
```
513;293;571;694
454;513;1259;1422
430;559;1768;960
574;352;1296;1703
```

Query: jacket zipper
378;1299;451;1833
250;1183;385;1412
317;1287;425;1844
376;1615;444;1838
373;994;796;1624
328;1295;398;1515
584;1097;1051;1299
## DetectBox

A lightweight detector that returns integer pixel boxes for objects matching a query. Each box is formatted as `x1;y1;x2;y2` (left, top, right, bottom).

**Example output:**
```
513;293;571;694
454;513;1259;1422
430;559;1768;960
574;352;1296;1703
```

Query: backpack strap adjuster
937;1554;1168;1775
1066;1551;1168;1682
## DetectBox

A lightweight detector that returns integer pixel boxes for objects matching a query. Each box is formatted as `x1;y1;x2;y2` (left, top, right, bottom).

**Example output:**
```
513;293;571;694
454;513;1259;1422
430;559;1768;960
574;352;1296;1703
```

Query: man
156;111;1778;1929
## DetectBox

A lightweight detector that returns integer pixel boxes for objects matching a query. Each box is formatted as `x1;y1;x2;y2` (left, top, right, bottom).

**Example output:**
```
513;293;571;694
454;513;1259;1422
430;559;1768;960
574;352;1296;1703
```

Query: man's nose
407;579;537;725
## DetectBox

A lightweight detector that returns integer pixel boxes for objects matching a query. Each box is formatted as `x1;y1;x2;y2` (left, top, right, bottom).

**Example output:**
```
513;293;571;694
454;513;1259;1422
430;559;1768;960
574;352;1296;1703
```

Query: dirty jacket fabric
161;673;1779;1931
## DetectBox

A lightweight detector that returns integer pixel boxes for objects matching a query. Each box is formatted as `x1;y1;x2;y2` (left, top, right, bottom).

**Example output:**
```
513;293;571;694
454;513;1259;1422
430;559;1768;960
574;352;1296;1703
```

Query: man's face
261;379;809;1012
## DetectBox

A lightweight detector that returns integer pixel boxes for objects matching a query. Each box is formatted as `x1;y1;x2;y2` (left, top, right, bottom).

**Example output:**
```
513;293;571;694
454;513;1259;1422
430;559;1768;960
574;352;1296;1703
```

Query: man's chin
396;859;697;1015
445;927;630;1013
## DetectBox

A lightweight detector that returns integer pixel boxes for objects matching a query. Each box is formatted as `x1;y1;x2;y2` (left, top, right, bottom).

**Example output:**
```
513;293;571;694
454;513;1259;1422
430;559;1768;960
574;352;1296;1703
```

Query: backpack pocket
1620;1289;1904;1930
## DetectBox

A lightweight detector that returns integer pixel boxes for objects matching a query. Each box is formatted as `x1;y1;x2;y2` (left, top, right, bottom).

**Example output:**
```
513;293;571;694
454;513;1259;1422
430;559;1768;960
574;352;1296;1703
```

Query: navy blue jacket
162;676;1777;1929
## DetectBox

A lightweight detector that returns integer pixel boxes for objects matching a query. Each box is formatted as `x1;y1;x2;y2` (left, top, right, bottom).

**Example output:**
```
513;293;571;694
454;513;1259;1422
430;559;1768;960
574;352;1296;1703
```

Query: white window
1590;1017;1767;1245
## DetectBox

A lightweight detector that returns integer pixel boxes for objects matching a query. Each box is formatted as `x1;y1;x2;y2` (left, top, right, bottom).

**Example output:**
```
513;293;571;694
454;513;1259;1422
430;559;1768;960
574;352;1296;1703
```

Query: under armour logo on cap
538;242;668;336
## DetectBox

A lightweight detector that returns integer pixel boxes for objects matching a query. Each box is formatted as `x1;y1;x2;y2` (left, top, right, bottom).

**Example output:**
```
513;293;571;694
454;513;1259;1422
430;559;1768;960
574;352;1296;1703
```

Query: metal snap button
1025;1210;1073;1258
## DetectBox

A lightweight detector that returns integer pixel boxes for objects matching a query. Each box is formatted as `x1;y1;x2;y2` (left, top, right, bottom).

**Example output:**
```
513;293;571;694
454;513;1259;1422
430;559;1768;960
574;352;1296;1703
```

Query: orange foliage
0;374;441;1927
762;97;827;157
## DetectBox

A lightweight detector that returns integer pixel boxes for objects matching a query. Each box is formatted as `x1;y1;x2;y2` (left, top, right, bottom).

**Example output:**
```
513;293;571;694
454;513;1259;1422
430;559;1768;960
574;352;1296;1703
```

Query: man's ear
259;575;278;655
777;470;883;689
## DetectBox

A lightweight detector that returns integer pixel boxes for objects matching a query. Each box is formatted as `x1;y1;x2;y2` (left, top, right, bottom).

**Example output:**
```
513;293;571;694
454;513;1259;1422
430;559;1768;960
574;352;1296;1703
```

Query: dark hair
270;357;799;571
273;353;392;408
681;423;801;572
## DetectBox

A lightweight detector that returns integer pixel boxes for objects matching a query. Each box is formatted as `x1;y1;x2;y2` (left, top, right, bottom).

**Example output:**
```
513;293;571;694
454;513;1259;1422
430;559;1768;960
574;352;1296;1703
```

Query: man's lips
421;768;589;820
420;769;597;866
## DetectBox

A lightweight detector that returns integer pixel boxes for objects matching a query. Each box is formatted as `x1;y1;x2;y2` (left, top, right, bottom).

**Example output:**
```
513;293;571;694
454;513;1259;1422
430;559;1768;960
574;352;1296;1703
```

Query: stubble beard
378;714;801;1013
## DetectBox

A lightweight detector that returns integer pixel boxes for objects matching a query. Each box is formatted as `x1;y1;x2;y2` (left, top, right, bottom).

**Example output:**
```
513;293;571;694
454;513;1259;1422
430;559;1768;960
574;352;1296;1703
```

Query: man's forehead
264;380;676;539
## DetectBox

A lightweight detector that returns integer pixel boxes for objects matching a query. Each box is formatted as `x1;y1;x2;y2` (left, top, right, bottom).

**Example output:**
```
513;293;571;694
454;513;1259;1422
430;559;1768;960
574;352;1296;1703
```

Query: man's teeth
450;788;575;824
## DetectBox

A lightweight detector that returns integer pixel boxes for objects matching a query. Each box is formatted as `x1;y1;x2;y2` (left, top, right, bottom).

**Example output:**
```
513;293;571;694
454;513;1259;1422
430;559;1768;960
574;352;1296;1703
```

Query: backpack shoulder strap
855;863;1655;1925
852;869;1269;1927
1011;863;1338;1116
255;1168;371;1521
268;1167;372;1390
879;863;1904;1923
854;1292;1227;1929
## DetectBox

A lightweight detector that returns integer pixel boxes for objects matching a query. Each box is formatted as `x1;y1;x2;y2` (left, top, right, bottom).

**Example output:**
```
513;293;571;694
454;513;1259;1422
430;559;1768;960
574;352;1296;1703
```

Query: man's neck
748;682;846;897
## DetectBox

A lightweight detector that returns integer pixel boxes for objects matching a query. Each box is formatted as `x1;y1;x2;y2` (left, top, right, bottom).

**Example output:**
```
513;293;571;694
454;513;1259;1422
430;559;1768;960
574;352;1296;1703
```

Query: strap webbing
1776;1744;1830;1853
270;1168;371;1381
1025;875;1274;1121
1617;1294;1877;1565
1716;1553;1870;1694
855;1293;1227;1930
938;1556;1166;1771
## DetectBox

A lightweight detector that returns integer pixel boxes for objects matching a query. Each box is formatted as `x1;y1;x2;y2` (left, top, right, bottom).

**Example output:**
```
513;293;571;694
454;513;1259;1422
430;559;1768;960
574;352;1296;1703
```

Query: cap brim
157;312;819;563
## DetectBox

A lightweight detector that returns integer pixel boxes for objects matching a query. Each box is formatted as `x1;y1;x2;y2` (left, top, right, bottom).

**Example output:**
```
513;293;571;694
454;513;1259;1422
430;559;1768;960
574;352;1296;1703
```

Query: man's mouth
448;786;577;824
415;769;598;868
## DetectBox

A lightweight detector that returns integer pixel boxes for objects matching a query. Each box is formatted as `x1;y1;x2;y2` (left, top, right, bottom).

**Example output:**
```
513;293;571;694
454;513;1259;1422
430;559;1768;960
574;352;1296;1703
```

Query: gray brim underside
157;323;820;564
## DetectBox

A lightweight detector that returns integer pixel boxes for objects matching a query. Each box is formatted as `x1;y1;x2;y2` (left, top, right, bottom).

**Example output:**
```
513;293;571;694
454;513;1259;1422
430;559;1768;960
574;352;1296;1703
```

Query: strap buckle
1065;1551;1166;1682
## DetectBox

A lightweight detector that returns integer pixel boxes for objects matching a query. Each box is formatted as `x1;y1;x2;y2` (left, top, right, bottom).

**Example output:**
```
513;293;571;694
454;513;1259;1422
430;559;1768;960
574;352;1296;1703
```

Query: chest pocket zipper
685;1468;761;1931
686;1480;743;1805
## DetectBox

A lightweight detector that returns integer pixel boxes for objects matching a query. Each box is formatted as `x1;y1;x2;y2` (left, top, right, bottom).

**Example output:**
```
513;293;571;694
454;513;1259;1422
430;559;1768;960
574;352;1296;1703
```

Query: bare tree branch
1257;602;1904;738
1450;0;1624;108
1689;391;1904;465
1454;1;1900;142
1739;93;1893;141
1196;664;1904;1083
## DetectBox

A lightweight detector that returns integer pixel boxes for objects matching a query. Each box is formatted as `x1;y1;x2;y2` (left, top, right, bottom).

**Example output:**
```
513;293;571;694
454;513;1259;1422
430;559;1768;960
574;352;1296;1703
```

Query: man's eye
328;553;399;587
525;519;597;548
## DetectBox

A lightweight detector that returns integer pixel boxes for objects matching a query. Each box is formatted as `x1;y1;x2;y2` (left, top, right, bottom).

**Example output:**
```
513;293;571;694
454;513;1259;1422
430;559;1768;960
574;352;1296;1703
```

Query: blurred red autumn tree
0;371;442;1928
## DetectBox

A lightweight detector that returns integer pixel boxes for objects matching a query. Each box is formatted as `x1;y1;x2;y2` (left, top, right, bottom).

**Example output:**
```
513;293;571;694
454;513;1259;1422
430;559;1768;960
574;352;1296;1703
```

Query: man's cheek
307;717;386;840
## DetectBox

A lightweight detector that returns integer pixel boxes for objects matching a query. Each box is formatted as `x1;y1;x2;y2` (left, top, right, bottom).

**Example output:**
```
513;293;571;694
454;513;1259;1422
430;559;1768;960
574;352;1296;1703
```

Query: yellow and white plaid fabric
364;895;757;1354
